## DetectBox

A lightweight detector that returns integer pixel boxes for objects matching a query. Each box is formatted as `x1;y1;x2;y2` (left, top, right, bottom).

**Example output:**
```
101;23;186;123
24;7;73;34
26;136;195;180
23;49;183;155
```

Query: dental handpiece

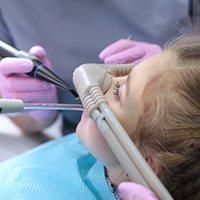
0;40;79;99
0;99;84;114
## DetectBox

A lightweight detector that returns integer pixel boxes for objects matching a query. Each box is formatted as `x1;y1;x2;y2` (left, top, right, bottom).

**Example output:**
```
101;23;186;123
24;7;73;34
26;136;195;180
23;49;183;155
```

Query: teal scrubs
0;133;116;200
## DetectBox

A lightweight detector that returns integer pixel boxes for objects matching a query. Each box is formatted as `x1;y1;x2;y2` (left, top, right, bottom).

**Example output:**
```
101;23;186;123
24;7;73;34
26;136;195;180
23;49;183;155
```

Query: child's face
76;53;165;167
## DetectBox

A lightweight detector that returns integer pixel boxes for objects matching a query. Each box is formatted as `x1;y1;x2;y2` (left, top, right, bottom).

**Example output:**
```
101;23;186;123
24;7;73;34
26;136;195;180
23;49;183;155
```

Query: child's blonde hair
134;33;200;199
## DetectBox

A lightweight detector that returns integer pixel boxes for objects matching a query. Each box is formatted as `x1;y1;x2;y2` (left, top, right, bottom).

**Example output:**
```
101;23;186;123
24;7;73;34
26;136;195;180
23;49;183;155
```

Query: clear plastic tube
0;99;84;114
24;103;84;111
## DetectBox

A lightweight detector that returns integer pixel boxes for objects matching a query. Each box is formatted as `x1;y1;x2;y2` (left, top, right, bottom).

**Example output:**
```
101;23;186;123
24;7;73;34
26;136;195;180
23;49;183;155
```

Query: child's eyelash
113;81;121;101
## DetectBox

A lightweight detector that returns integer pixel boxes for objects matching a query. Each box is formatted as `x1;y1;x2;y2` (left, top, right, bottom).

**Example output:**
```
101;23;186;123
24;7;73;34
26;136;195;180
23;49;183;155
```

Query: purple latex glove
119;182;158;200
0;46;58;121
99;39;162;64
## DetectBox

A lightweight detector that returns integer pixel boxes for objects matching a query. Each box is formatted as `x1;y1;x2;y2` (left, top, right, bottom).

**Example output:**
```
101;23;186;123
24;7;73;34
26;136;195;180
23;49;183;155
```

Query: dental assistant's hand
119;182;158;200
99;39;162;64
0;46;58;122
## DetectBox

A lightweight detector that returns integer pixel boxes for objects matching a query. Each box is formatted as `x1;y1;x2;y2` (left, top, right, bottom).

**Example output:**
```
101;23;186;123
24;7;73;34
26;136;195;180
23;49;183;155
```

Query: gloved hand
119;182;158;200
99;39;162;64
0;46;58;121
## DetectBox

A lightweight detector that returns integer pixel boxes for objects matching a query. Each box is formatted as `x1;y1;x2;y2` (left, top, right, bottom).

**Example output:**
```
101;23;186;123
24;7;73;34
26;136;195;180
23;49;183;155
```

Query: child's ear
145;156;162;176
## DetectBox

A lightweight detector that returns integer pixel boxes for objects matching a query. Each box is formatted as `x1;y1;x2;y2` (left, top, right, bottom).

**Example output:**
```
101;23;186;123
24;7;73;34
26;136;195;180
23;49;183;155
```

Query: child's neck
106;165;130;186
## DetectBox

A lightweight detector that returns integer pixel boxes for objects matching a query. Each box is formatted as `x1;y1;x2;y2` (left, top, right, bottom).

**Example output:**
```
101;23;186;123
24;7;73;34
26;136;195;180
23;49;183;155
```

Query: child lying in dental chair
0;32;200;200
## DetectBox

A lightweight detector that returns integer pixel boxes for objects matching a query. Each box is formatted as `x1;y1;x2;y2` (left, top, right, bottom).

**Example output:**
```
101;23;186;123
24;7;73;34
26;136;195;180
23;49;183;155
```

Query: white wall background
0;114;62;161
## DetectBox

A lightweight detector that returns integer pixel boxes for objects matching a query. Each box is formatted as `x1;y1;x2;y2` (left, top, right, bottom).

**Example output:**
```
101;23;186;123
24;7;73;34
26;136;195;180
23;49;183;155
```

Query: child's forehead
129;53;172;95
132;53;166;75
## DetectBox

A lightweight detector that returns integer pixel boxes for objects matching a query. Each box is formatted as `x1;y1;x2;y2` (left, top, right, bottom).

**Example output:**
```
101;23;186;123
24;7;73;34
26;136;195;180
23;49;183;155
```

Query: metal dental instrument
73;63;174;200
0;40;79;99
0;99;83;114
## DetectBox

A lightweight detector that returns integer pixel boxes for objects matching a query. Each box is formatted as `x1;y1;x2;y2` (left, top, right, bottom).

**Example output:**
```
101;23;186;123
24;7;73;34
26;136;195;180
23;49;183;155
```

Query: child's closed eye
113;81;121;101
